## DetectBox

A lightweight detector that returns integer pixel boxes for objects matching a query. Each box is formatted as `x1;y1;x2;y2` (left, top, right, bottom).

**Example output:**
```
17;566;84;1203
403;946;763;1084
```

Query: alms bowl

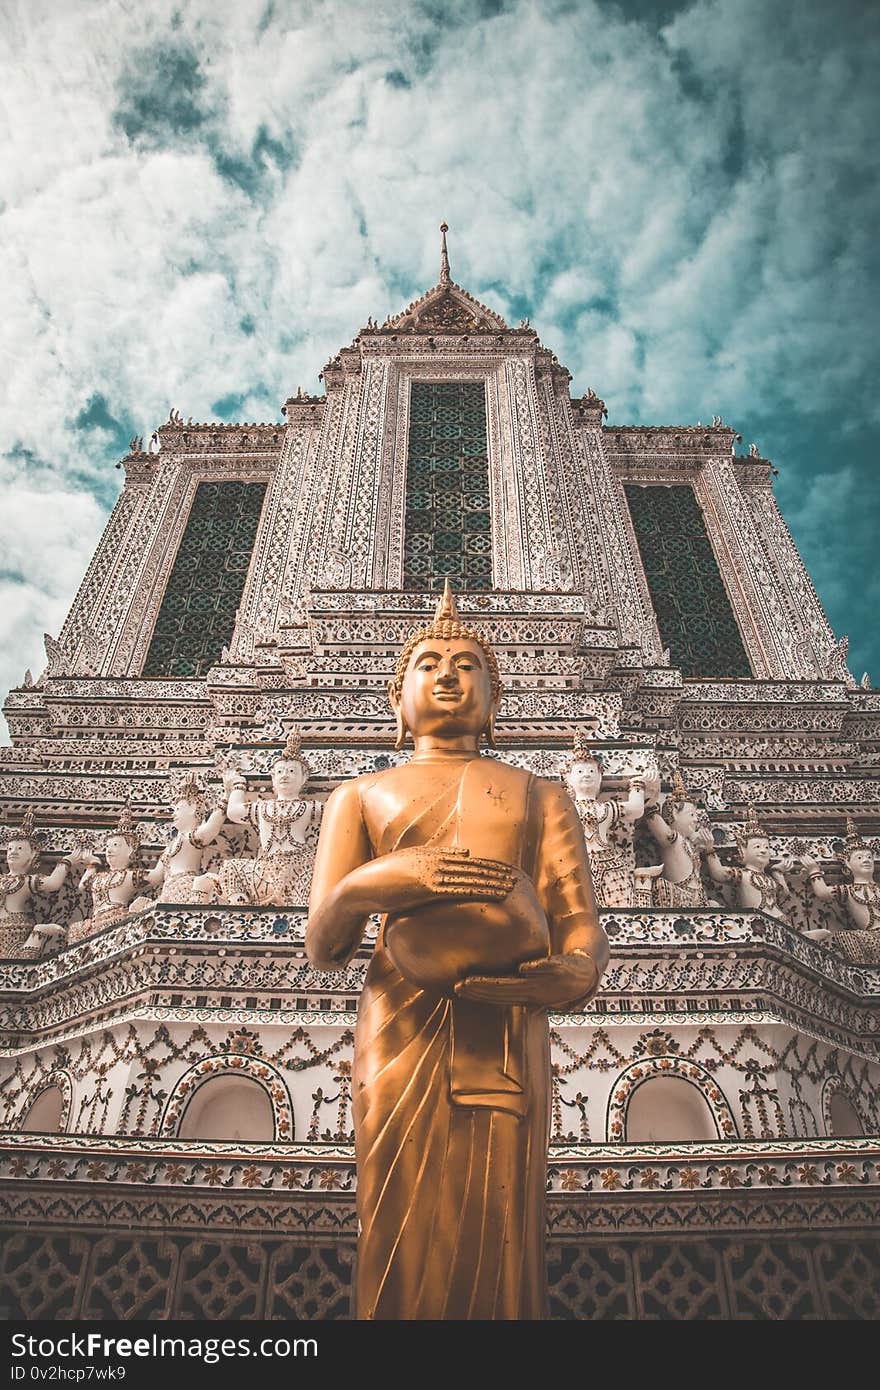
384;866;550;996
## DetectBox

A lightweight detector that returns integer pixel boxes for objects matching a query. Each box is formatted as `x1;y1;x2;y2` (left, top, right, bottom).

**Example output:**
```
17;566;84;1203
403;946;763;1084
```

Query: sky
1;0;878;735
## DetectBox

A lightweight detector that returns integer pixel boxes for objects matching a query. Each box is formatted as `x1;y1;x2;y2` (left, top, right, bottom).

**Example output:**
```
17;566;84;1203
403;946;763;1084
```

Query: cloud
0;479;106;692
1;0;878;732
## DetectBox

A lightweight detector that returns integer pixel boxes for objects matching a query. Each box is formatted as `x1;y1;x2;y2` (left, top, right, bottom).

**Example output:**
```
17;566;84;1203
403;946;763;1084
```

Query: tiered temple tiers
1;232;878;1319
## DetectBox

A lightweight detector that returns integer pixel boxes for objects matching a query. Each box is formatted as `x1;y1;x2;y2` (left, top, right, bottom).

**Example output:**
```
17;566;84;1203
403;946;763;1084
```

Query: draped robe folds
348;752;602;1321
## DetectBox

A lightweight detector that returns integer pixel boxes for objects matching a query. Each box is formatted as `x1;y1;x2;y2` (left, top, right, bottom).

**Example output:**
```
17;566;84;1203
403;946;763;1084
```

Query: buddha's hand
383;846;517;909
455;948;599;1010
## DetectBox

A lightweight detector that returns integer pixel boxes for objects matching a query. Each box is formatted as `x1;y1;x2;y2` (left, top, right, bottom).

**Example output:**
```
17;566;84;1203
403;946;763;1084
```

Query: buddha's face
671;800;699;837
847;847;875;880
105;834;133;870
392;638;496;741
743;835;772;870
566;759;602;799
272;758;307;800
172;798;199;832
6;838;38;874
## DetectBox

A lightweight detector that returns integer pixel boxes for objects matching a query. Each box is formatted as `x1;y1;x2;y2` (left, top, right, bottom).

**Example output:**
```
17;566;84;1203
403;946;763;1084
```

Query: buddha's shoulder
530;773;576;814
324;768;387;803
480;758;571;806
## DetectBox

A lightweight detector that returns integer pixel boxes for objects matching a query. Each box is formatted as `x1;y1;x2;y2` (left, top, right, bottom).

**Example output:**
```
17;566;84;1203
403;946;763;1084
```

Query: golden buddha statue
306;581;609;1321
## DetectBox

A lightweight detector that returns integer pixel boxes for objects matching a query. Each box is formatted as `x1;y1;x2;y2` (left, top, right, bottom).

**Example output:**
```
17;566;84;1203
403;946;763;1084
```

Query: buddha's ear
484;691;503;747
388;682;409;750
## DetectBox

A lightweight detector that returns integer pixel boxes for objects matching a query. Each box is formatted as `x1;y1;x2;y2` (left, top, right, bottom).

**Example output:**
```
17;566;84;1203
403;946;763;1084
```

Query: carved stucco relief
737;475;835;676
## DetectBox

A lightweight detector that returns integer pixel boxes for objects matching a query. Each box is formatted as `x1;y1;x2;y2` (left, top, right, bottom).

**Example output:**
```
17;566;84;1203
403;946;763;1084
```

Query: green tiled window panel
143;481;267;678
403;381;492;590
623;483;752;679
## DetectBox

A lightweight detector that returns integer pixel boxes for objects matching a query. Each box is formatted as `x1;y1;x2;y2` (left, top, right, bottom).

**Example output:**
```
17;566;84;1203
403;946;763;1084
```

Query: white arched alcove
177;1075;275;1142
625;1075;719;1143
828;1090;864;1138
21;1085;66;1134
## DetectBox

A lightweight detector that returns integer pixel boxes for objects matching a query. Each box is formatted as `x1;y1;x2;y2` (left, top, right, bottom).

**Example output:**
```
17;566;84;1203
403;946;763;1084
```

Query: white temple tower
1;230;878;1320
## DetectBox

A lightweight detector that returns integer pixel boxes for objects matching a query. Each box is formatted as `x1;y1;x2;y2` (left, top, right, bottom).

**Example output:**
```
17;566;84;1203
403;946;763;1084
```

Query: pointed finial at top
439;222;451;286
433;577;461;622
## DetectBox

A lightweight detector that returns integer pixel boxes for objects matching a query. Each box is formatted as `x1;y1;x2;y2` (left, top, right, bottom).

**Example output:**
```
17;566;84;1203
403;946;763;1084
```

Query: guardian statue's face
671;801;700;838
847;847;875;879
5;838;38;874
172;799;199;832
396;638;495;740
742;835;772;870
105;834;133;870
271;758;307;800
566;759;602;799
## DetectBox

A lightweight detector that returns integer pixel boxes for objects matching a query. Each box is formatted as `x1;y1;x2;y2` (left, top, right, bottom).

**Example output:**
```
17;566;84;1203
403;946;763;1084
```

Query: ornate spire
439;222;451;286
268;724;311;776
669;770;689;805
660;769;692;825
169;769;207;810
433;577;460;622
839;815;867;858
1;805;42;852
282;726;303;761
572;729;601;763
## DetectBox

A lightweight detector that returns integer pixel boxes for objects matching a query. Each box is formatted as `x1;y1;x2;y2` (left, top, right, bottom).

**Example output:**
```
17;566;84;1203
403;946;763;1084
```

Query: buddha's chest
363;761;532;863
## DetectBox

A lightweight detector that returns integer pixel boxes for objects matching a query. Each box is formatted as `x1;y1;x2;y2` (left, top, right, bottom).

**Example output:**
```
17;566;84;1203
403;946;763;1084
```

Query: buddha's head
3;809;41;874
271;728;310;799
741;834;772;871
389;582;502;749
5;837;39;875
172;799;200;833
844;846;875;882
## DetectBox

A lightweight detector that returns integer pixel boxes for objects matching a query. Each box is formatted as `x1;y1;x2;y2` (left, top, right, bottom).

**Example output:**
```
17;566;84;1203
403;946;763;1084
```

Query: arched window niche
160;1055;293;1142
21;1084;67;1134
177;1075;275;1142
625;1075;720;1143
607;1057;737;1142
827;1089;865;1138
